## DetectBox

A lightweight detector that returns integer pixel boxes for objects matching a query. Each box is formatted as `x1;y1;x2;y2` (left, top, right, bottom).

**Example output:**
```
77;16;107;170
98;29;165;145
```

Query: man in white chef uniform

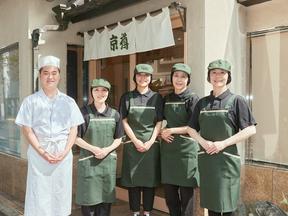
15;55;84;216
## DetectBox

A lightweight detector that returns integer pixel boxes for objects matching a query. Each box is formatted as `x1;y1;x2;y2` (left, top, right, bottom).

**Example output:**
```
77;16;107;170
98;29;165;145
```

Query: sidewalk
0;192;23;216
0;192;168;216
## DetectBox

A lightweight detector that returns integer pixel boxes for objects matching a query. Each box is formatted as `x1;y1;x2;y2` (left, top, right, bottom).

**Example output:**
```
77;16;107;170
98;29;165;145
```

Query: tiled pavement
0;192;168;216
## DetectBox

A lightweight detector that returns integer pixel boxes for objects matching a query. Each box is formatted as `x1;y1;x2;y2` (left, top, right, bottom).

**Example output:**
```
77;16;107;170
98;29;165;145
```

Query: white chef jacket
15;88;84;216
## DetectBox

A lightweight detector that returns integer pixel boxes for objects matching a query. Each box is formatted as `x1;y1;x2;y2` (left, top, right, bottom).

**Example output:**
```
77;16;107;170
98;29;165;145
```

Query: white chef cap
38;55;60;71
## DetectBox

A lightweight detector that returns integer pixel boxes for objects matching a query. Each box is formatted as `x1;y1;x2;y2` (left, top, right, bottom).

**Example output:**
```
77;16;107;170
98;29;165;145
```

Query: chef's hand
95;147;109;159
41;151;57;163
161;128;174;143
54;149;70;162
206;141;226;155
133;139;146;152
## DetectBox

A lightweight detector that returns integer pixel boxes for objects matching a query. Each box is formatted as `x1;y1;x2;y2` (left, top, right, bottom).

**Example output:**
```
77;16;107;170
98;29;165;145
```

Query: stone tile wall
242;164;288;212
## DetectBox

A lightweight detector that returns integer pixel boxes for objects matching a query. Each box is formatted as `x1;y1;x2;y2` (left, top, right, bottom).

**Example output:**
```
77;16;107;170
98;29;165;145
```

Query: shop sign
84;7;175;60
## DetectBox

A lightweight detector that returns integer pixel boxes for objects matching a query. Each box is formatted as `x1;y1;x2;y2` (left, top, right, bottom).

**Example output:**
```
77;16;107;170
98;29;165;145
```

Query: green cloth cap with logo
134;64;153;75
208;59;231;72
90;78;111;91
171;63;192;75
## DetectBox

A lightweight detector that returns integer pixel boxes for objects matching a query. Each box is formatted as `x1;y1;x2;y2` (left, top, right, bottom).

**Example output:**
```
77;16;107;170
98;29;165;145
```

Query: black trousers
81;203;112;216
128;187;155;212
163;184;194;216
208;210;234;216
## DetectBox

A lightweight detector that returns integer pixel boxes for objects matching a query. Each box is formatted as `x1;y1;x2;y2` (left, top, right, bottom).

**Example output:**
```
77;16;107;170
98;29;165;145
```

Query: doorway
66;45;89;107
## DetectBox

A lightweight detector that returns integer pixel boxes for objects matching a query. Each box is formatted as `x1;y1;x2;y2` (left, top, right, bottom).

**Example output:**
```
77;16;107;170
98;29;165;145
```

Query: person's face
172;71;189;92
92;86;109;103
135;72;151;88
209;69;229;88
39;66;60;90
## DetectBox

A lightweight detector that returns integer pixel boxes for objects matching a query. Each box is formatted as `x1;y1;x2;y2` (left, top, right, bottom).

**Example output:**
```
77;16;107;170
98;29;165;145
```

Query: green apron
76;107;117;205
121;93;160;187
161;99;199;187
198;95;240;213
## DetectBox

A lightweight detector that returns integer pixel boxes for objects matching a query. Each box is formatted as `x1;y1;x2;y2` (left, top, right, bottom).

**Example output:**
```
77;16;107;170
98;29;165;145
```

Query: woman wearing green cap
119;64;163;216
160;63;199;216
187;59;257;216
75;78;124;216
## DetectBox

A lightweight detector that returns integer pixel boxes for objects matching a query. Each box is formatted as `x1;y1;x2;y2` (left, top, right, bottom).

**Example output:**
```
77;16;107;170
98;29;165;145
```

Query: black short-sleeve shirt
163;88;199;123
78;103;124;139
119;89;164;122
188;89;256;132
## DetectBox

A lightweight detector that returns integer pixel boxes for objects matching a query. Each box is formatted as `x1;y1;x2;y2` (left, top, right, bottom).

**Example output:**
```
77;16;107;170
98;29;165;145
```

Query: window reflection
0;43;20;156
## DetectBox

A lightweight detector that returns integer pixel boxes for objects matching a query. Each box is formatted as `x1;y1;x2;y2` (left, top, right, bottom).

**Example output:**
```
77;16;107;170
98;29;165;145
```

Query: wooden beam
129;54;136;90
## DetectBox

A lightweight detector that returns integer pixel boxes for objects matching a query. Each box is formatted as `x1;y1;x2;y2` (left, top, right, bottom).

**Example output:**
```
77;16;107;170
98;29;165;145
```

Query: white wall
0;0;31;158
0;0;30;99
246;0;288;32
204;0;247;96
185;0;206;97
179;0;247;98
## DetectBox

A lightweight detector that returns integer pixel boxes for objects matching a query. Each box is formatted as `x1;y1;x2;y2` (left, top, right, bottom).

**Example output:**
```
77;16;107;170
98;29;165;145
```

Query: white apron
24;138;72;216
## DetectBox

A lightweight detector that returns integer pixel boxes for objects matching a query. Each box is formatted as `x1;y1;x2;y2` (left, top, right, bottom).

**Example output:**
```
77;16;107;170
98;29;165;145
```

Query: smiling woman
75;78;124;216
187;59;257;216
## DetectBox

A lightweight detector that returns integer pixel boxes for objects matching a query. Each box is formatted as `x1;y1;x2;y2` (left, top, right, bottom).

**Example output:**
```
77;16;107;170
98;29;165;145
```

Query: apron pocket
222;151;241;178
78;158;102;177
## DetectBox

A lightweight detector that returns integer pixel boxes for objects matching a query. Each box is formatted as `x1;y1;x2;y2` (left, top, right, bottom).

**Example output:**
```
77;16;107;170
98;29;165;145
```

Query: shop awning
52;0;149;30
237;0;271;6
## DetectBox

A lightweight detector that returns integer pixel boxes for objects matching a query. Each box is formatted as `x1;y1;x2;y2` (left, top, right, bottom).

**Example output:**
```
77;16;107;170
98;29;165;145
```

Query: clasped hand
133;139;153;152
91;146;109;159
42;151;68;164
201;140;227;155
160;128;174;143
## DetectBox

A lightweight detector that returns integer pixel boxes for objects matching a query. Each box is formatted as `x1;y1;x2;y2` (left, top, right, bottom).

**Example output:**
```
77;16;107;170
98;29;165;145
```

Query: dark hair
207;70;231;84
170;71;191;86
133;73;153;84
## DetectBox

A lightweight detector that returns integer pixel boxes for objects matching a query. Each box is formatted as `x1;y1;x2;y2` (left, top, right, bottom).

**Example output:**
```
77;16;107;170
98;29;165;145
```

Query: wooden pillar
184;31;188;64
89;60;97;81
129;54;136;90
96;59;102;78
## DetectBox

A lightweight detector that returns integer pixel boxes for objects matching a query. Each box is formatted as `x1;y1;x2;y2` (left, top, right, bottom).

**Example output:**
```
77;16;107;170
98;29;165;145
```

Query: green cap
90;78;111;91
208;59;231;72
171;63;191;75
135;64;153;74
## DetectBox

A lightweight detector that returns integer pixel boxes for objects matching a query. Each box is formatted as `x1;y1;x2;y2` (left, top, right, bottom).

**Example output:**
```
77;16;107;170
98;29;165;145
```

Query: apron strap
110;108;116;118
86;104;93;114
86;104;95;120
224;94;237;110
128;92;134;111
184;92;197;112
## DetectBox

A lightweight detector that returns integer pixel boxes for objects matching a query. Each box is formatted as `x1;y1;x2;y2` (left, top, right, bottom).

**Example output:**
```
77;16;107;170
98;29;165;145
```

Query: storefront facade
1;0;288;214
